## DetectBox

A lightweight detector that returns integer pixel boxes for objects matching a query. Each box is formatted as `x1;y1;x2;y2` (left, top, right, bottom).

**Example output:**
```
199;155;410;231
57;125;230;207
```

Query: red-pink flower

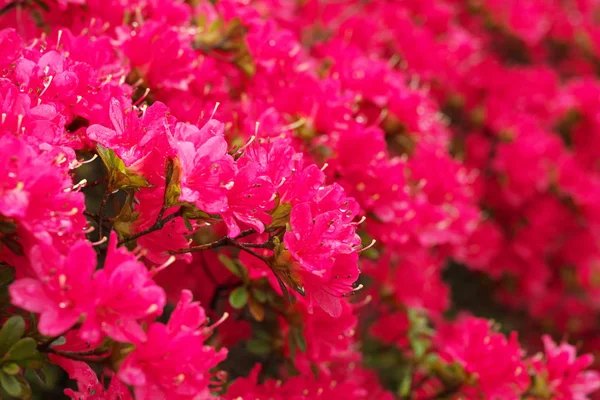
50;354;132;400
79;232;166;344
219;161;276;237
530;335;600;400
171;120;235;214
118;290;227;400
435;316;529;399
9;240;96;336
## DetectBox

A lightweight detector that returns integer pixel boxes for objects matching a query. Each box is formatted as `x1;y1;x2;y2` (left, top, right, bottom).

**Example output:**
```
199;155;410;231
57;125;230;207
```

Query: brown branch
118;207;183;246
168;229;256;255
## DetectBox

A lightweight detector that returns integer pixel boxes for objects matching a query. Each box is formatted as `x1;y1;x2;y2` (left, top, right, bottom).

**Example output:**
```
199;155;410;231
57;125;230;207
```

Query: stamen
91;236;107;246
208;312;229;330
64;179;88;192
133;88;150;106
16;114;23;133
359;239;376;252
342;284;364;297
210;102;220;120
353;216;366;225
56;30;63;48
150;255;176;276
320;163;329;172
145;304;159;314
38;75;54;98
235;135;255;155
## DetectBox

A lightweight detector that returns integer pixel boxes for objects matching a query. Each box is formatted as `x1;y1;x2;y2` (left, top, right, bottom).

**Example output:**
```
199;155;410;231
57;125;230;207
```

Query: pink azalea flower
118;290;227;400
219;161;276;238
50;354;132;400
79;232;166;344
9;240;96;336
171;120;235;214
436;316;529;399
530;336;600;400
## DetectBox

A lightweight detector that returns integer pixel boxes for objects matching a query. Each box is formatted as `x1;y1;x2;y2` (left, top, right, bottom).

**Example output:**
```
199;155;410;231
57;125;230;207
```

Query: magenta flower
9;240;96;336
118;290;227;400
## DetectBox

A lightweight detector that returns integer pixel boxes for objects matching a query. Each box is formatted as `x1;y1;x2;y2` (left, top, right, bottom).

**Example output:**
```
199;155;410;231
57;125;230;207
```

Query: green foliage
0;317;43;399
229;287;249;309
97;145;150;192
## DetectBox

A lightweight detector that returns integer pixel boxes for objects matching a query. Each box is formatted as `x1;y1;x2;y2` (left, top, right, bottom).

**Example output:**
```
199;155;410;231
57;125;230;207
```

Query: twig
47;347;111;363
96;191;110;239
168;229;256;255
118;208;183;245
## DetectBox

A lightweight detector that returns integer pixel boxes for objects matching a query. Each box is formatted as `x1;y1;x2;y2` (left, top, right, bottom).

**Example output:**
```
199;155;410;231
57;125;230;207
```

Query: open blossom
171;120;235;213
9;240;95;336
50;354;133;400
219;161;276;237
529;335;600;400
435;316;529;399
10;233;166;343
283;201;360;316
87;98;174;177
3;0;600;399
79;232;166;344
0;135;86;271
118;290;227;400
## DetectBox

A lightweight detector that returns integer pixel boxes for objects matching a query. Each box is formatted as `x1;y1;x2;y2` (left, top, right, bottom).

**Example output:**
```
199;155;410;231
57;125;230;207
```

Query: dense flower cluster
1;0;600;399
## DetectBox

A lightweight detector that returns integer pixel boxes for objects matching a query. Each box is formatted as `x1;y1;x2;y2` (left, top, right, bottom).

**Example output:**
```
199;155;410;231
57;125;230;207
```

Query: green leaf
228;287;248;309
3;338;43;368
0;265;14;286
246;339;271;356
268;202;292;229
97;145;150;191
0;372;22;397
218;254;247;280
291;328;306;353
0;316;25;355
164;158;182;207
182;214;194;232
1;363;19;375
251;288;267;303
0;220;17;235
398;366;412;397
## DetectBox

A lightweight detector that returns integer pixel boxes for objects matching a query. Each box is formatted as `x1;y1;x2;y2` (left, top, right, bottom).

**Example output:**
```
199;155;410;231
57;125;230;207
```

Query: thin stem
228;240;270;263
168;229;256;255
96;191;111;239
237;241;275;250
47;348;111;363
118;208;183;246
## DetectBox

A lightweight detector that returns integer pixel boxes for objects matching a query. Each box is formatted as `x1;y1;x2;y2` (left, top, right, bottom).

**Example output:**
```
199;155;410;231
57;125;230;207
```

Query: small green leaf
291;328;306;353
0;371;22;397
398;366;413;397
218;254;247;280
0;220;17;235
3;338;43;368
49;336;66;347
229;287;248;309
182;214;194;232
164;158;182;207
97;145;150;191
246;339;271;356
251;288;267;303
268;202;292;229
1;363;19;375
0;265;15;286
0;316;25;355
